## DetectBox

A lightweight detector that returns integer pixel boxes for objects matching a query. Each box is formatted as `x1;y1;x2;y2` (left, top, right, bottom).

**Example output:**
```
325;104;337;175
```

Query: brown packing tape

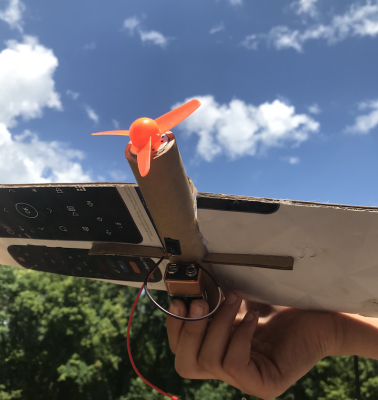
89;243;165;258
125;133;219;309
203;253;294;270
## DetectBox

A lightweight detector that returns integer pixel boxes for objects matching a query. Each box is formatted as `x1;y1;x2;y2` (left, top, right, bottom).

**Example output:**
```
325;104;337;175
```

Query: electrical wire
354;355;361;400
127;256;223;398
129;256;364;400
126;253;181;400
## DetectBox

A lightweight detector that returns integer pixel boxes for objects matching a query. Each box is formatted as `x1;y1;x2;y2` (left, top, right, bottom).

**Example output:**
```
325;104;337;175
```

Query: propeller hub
129;118;160;148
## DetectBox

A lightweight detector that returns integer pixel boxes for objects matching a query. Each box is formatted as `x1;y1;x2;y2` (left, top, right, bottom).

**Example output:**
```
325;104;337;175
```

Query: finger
198;291;243;375
233;300;275;331
233;300;250;330
243;300;274;318
223;311;260;381
238;299;250;315
166;299;187;354
174;299;215;379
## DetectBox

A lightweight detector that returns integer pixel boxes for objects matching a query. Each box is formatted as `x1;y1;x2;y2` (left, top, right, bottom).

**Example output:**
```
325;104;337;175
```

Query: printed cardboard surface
0;183;167;290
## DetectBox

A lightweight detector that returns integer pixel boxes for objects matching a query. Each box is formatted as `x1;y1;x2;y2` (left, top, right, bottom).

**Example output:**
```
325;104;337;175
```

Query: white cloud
123;16;173;47
241;34;260;50
0;36;62;127
123;16;140;34
112;119;120;129
230;0;242;5
139;30;171;47
0;36;93;184
83;41;96;50
0;0;24;31
291;0;318;18
210;22;224;34
0;125;92;183
173;96;319;162
268;26;304;52
308;103;321;114
346;100;378;134
84;105;99;124
242;2;378;52
288;156;300;164
66;89;79;100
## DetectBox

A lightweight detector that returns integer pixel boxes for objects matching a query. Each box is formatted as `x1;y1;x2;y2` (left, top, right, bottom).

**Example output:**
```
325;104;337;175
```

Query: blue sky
0;0;377;206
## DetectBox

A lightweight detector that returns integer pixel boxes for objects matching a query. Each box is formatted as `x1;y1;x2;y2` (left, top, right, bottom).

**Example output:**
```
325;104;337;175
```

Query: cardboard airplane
1;99;378;317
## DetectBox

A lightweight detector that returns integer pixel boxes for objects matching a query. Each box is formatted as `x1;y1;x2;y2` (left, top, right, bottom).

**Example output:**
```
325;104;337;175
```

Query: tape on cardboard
203;253;294;270
89;243;165;258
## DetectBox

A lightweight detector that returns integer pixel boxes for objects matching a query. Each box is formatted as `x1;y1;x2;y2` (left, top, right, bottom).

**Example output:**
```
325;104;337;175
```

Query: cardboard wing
1;131;378;317
1;182;378;317
197;193;378;317
0;183;168;291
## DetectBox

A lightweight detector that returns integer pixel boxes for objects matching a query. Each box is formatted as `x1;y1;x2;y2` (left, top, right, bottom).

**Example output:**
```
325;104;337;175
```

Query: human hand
166;292;344;399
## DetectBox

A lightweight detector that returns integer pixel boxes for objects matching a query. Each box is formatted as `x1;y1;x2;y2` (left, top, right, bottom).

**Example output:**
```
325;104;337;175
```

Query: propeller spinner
92;99;201;177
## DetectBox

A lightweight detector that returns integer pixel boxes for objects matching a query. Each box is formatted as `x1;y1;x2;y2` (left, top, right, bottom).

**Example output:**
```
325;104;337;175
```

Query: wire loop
144;263;223;321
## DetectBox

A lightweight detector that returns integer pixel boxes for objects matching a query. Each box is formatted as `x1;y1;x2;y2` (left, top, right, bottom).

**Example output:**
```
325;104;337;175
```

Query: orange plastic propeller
92;99;200;177
155;99;200;134
92;130;129;136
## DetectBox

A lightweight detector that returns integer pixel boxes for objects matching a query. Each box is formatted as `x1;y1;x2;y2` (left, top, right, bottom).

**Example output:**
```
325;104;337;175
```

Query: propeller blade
155;99;200;134
92;130;130;136
137;137;151;177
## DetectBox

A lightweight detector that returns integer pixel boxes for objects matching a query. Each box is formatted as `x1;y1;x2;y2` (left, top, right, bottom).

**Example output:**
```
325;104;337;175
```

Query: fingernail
244;311;255;322
224;291;238;305
169;300;180;316
190;301;205;318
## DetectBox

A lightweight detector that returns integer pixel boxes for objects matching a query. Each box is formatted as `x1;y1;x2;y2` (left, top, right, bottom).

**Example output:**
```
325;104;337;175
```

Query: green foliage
1;264;378;400
277;352;378;400
0;385;22;400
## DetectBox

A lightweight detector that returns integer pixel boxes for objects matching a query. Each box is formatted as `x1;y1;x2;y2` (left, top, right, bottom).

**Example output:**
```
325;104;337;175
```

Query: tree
1;264;378;400
0;265;246;399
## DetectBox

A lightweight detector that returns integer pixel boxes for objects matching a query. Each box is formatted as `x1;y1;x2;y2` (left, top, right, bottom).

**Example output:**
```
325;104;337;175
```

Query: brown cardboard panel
125;134;219;308
203;253;294;270
90;243;165;258
125;133;207;264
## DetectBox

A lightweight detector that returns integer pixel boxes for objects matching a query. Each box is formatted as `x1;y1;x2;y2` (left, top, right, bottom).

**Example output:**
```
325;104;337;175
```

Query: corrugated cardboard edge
4;184;375;213
203;253;294;270
198;192;378;213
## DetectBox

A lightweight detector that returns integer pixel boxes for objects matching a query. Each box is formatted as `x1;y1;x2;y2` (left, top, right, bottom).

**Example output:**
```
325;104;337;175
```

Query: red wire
126;254;181;400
